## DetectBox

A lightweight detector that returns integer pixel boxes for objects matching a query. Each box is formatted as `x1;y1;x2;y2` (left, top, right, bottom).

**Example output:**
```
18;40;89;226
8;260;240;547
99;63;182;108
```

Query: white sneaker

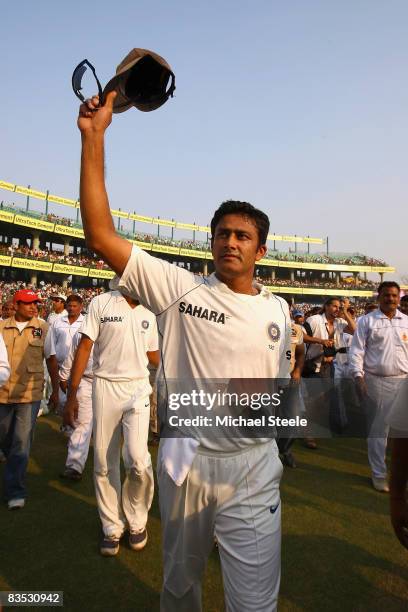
100;535;120;556
8;498;25;510
372;477;389;493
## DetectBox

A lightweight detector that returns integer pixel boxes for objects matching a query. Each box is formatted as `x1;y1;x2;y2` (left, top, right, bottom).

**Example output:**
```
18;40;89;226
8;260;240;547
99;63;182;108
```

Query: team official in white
349;282;408;492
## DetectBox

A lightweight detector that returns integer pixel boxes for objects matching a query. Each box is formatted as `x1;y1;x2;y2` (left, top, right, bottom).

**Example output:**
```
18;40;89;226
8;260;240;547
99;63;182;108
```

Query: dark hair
323;297;341;308
400;295;408;303
210;200;270;247
377;281;400;294
66;294;83;304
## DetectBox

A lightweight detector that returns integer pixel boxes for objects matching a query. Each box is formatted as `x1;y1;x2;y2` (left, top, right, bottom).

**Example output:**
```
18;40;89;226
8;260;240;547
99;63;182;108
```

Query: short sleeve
110;246;201;315
80;297;101;342
148;318;159;352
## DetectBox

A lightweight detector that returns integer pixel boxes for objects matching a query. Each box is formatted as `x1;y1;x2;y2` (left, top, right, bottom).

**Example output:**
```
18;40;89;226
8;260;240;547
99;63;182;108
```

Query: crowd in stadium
1;200;389;266
260;277;378;289
1;191;407;612
0;244;110;270
0;281;104;313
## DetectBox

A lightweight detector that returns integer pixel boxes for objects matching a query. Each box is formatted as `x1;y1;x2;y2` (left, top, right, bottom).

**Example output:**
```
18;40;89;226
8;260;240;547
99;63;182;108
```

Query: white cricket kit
60;331;94;474
80;291;158;539
349;309;408;479
112;246;291;612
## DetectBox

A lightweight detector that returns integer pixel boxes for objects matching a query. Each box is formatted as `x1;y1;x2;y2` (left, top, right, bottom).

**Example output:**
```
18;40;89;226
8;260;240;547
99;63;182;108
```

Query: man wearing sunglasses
47;294;67;325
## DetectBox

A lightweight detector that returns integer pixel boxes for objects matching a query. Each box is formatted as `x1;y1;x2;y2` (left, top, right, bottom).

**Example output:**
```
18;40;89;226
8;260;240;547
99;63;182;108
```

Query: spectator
0;289;49;509
2;300;15;320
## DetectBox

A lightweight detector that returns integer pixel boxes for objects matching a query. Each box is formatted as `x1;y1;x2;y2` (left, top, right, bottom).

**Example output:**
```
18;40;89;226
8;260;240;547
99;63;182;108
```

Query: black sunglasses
72;59;103;108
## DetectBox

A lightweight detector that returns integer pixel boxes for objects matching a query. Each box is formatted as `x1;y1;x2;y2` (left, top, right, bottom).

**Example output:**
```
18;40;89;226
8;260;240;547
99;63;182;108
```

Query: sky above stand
0;0;407;279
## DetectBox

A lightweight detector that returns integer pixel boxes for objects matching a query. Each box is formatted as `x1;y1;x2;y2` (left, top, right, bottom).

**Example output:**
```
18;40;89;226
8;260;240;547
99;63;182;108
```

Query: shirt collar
61;313;84;323
5;316;42;329
207;272;265;297
375;308;402;320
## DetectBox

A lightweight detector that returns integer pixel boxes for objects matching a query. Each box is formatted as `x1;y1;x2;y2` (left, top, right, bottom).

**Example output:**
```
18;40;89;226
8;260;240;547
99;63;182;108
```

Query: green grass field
1;416;407;611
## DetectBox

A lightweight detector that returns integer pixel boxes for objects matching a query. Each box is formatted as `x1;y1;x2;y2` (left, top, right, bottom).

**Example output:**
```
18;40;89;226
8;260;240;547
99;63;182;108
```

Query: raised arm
78;92;132;275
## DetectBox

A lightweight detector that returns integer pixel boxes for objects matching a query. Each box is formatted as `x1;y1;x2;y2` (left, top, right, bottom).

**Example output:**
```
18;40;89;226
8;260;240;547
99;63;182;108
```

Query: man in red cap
0;289;49;509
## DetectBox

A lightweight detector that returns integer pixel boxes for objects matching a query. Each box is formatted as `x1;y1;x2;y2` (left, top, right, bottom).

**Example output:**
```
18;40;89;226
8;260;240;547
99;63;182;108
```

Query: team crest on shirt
32;328;43;338
402;333;408;342
268;323;281;343
142;320;150;330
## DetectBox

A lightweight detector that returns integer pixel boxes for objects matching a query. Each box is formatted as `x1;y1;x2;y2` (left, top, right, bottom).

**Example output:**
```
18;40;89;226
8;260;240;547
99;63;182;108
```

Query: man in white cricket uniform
77;91;291;611
45;294;84;415
59;331;94;480
64;290;159;556
349;282;408;492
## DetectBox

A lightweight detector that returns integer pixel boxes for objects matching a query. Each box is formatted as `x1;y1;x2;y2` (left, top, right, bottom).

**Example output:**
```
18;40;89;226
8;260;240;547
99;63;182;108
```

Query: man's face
400;299;408;316
66;300;82;318
2;301;15;319
325;300;341;320
15;301;39;321
294;315;304;325
211;214;267;280
378;287;400;313
51;298;65;313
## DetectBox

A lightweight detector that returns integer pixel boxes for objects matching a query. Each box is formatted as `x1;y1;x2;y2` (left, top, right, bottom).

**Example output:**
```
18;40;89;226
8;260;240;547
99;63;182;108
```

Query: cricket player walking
76;91;291;610
64;289;159;556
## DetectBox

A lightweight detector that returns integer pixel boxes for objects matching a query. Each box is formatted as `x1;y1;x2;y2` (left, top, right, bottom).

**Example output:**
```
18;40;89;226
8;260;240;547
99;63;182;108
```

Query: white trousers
158;440;283;612
92;377;154;538
65;378;93;473
365;373;406;479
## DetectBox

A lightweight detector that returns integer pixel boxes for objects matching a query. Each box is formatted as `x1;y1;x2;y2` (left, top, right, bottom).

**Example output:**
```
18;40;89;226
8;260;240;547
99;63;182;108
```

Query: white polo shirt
111;247;291;481
44;314;85;366
349;308;408;379
79;291;158;385
111;247;291;381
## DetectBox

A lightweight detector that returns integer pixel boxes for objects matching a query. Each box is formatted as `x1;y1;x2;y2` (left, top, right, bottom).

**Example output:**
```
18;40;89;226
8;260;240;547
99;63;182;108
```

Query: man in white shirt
45;294;84;415
59;331;94;481
47;294;67;326
76;91;291;611
349;282;408;492
64;290;159;557
303;298;356;377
